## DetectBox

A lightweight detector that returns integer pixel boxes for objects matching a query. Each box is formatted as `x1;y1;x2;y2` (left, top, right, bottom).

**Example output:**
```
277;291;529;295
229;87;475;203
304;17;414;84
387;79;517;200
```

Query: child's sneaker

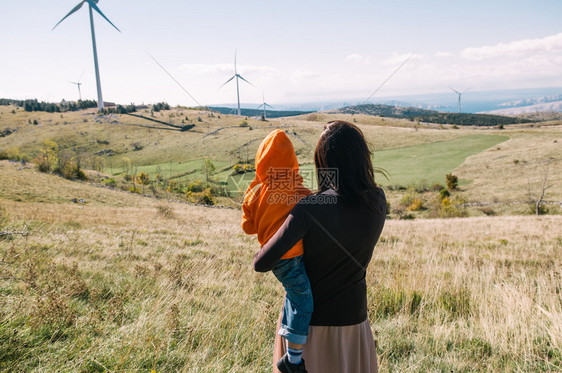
276;353;308;373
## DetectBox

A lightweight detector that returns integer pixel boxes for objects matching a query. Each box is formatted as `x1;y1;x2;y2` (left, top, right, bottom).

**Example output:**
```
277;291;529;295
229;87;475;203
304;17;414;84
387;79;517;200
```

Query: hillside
1;104;560;217
208;106;312;119
336;104;533;126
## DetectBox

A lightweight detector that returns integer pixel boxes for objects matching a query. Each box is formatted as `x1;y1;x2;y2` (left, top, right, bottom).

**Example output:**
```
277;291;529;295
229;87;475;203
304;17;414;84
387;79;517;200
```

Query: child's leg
272;256;313;347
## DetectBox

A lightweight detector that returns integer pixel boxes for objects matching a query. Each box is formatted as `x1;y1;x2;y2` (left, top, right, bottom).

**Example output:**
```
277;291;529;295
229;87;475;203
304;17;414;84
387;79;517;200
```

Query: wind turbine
53;0;121;112
219;51;254;116
257;92;273;120
450;87;471;113
69;71;85;101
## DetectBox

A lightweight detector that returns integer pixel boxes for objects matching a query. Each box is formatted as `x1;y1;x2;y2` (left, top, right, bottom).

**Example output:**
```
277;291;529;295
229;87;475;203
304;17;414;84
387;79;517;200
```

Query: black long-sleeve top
253;188;386;326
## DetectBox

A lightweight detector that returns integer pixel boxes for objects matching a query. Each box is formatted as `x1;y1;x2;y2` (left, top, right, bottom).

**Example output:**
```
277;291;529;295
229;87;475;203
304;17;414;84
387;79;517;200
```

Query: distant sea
213;87;562;114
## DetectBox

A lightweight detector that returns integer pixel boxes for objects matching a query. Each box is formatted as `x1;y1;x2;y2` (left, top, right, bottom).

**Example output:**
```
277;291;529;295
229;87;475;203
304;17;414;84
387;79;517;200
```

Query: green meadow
373;134;509;187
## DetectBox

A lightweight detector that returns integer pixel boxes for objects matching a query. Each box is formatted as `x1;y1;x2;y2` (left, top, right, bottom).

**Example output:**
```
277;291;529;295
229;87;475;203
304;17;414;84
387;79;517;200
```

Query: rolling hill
334;104;533;126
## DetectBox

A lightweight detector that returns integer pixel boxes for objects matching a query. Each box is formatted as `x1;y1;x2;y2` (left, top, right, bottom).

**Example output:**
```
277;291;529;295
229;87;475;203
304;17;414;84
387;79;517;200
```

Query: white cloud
461;32;562;60
345;53;371;64
435;51;455;58
290;69;321;83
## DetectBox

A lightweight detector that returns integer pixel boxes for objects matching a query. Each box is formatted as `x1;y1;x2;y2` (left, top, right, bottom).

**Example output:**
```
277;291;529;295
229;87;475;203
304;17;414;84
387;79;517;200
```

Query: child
241;129;312;373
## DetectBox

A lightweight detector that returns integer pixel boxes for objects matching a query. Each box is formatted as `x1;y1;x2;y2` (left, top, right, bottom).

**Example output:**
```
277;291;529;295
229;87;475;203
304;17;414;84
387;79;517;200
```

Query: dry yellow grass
455;125;562;208
1;161;560;371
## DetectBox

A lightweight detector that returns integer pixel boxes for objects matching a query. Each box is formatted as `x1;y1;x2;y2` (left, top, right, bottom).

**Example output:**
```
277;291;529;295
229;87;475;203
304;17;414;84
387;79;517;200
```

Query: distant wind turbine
257;92;273;120
69;71;85;101
450;87;471;113
53;0;121;112
220;51;254;116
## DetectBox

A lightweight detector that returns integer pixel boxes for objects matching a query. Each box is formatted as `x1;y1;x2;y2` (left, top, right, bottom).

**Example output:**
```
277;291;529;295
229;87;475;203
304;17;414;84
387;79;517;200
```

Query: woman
253;121;387;373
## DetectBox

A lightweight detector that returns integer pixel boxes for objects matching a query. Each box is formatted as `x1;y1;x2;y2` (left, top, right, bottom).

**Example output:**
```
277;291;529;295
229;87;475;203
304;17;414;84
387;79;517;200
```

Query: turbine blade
449;87;461;95
362;51;416;105
219;75;236;89
237;74;254;87
147;52;202;107
265;103;274;109
52;1;85;30
462;87;472;94
88;1;121;32
257;104;264;109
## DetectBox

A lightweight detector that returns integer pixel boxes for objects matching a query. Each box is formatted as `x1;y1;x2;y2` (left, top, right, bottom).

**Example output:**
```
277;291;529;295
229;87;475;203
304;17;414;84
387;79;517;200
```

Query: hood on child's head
255;129;299;181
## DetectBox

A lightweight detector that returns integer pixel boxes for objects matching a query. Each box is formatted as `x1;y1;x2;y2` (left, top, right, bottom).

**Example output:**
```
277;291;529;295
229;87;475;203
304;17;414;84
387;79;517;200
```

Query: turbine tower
257;92;273;120
69;71;85;101
220;51;254;116
450;87;471;113
53;0;121;112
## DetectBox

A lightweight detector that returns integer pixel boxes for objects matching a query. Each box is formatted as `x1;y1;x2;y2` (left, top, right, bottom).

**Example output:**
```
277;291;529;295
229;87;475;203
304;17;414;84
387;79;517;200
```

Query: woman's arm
253;204;309;272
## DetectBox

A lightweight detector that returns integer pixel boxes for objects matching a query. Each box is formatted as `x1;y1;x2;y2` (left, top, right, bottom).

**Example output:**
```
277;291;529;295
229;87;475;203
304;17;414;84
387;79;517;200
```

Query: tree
138;172;150;195
203;159;215;186
36;139;59;172
528;162;553;216
446;174;458;190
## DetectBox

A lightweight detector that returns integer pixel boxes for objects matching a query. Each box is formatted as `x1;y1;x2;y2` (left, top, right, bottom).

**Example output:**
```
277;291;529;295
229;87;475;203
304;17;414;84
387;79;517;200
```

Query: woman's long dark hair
314;120;384;211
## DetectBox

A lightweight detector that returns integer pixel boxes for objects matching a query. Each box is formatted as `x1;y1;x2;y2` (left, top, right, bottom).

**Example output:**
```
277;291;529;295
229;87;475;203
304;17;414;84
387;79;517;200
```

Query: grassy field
1;104;561;216
370;134;509;187
0;161;560;372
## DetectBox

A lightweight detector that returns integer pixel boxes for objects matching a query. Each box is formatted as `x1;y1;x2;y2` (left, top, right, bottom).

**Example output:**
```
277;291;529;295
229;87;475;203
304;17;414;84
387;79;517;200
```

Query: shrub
232;163;255;174
406;198;423;211
102;178;117;187
200;188;215;205
137;172;150;194
186;188;215;205
187;179;205;193
400;189;423;211
35;139;59;173
233;164;243;174
0;147;21;161
446;173;458;190
431;183;444;191
439;188;450;201
156;204;175;219
440;196;467;218
239;120;249;127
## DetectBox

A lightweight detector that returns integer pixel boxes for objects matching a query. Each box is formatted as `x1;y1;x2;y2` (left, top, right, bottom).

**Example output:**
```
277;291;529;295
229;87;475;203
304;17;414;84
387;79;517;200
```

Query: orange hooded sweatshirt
241;129;311;259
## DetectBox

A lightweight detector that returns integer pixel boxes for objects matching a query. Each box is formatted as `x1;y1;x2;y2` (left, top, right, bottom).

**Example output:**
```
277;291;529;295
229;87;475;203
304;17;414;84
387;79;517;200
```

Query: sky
1;0;562;107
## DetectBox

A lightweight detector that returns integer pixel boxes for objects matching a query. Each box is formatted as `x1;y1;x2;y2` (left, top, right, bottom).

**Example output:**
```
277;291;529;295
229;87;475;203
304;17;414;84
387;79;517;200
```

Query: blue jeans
272;256;313;345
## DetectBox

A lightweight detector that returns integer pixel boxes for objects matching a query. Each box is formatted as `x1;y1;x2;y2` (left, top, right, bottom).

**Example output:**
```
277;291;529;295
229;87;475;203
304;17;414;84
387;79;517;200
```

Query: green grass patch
373;134;508;187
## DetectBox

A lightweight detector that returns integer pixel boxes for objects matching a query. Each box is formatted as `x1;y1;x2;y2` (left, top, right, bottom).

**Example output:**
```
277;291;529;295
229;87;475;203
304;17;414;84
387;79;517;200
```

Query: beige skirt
273;315;379;373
